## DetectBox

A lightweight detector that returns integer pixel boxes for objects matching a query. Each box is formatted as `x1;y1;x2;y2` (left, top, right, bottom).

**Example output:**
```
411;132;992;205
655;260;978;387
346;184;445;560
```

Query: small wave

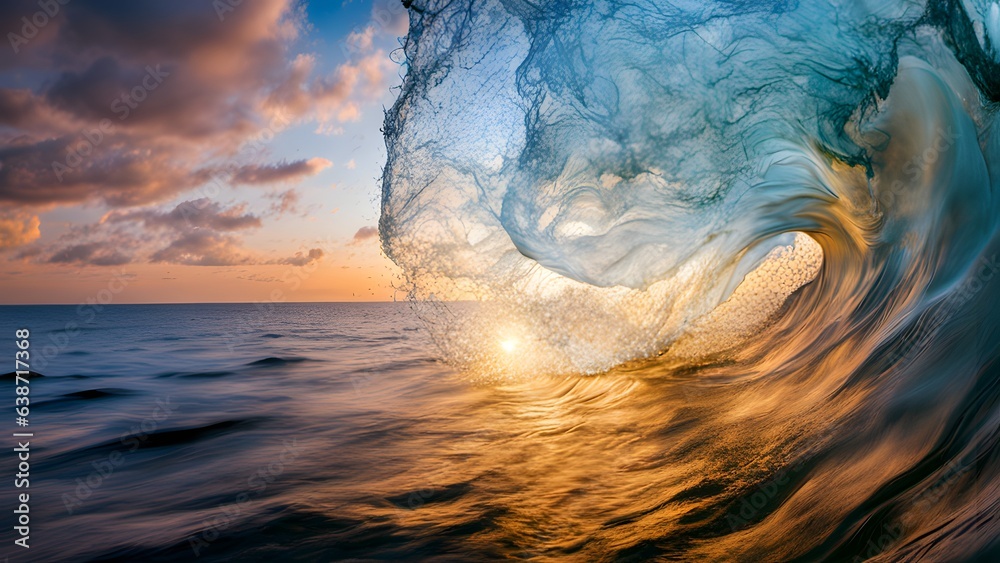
385;481;474;510
1;370;45;380
246;357;311;367
64;388;134;400
35;388;136;408
156;370;236;379
48;419;263;464
347;357;439;376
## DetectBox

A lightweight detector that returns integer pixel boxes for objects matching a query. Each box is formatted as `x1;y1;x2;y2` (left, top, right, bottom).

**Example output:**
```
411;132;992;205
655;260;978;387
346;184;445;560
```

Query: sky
0;0;408;303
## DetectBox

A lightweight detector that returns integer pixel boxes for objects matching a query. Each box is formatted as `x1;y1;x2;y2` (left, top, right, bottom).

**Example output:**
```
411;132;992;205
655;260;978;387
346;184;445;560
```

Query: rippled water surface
0;302;997;561
5;0;1000;561
374;0;1000;559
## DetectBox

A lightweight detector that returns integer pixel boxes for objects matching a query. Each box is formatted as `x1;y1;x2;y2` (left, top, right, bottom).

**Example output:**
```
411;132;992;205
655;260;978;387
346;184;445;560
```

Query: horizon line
0;299;404;306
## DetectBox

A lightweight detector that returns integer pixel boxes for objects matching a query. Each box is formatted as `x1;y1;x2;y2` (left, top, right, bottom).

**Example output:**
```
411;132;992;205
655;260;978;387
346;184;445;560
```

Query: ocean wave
381;0;1000;558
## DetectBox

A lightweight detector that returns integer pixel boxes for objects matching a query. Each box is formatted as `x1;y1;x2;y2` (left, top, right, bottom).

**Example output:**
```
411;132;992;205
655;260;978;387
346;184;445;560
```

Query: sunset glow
0;0;405;303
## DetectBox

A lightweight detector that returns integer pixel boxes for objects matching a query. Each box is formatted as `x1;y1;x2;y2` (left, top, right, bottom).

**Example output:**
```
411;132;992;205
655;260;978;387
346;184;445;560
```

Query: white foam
667;233;823;359
418;232;823;380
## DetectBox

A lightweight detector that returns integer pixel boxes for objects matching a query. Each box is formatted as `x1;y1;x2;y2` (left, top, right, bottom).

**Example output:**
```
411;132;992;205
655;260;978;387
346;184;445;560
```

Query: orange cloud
0;211;41;249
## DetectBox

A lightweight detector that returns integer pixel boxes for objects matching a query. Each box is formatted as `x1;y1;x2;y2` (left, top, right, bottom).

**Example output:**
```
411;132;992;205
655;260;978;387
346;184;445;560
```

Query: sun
500;338;518;353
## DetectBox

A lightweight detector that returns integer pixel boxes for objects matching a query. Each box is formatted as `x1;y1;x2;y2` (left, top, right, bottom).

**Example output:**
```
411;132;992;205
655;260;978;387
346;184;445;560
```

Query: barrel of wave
431;231;823;382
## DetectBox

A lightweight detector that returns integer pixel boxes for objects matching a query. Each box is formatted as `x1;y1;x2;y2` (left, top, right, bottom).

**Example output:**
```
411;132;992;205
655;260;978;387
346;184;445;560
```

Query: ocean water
5;0;1000;560
0;299;998;561
0;303;457;561
373;0;1000;559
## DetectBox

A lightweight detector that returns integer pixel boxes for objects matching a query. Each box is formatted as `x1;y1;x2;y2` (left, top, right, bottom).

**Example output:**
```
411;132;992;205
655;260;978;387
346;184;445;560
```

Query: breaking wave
381;1;1000;558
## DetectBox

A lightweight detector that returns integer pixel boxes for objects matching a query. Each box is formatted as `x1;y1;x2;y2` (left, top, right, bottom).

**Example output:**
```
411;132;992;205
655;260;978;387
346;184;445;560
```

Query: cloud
275;248;324;266
21;199;261;266
0;87;75;132
0;134;215;207
12;246;43;260
20;195;331;267
345;27;376;54
17;219;143;266
231;158;332;185
0;0;406;273
150;232;325;267
0;0;396;211
313;51;396;127
149;231;253;266
103;199;261;231
47;242;131;266
352;226;379;243
236;273;282;283
268;189;301;215
0;211;41;249
370;0;410;36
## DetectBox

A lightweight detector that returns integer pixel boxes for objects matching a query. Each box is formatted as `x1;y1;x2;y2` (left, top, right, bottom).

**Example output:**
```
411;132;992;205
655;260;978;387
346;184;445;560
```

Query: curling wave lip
378;0;1000;559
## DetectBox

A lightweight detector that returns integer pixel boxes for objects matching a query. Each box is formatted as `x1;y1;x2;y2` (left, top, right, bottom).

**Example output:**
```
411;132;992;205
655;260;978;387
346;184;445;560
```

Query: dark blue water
0;303;462;562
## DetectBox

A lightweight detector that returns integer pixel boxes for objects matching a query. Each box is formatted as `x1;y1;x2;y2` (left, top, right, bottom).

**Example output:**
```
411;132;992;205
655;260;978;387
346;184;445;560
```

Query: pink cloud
352;226;379;243
231;158;332;185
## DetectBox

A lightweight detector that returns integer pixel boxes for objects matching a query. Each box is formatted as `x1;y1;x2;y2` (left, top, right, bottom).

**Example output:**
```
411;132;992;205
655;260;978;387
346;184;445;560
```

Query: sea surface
373;0;1000;559
0;303;461;561
0;301;998;562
